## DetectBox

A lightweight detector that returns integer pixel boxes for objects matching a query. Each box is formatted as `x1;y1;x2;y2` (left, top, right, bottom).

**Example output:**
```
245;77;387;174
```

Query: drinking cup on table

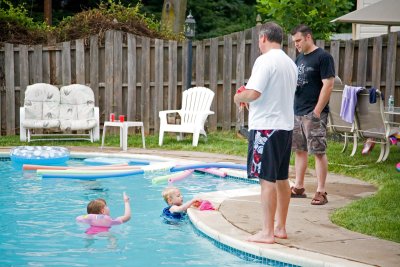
110;113;115;122
119;115;125;122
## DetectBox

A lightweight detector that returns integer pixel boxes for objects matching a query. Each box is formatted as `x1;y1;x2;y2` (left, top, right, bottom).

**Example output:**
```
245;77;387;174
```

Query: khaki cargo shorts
292;111;328;154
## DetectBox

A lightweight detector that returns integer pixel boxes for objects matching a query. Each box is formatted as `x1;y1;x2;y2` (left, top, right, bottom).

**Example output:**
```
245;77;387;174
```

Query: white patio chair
158;87;215;147
328;76;358;155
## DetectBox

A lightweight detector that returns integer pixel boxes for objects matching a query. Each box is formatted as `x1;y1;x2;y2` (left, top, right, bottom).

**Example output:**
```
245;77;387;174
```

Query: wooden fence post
371;36;382;90
4;43;15;135
386;32;397;99
62;41;71;85
222;34;232;130
105;30;114;120
127;33;137;122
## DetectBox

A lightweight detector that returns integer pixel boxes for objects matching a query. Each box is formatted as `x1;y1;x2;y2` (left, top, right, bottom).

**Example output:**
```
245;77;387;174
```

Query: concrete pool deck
4;146;400;266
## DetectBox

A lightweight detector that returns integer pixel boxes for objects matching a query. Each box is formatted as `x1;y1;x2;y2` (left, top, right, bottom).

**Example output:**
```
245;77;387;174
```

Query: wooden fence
0;26;399;136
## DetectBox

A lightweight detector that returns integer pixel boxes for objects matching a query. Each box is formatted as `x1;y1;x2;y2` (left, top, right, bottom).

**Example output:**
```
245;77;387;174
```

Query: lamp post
184;11;196;90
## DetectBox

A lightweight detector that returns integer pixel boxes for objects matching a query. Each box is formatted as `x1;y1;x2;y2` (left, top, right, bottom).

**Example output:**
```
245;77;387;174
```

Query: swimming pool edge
187;188;373;267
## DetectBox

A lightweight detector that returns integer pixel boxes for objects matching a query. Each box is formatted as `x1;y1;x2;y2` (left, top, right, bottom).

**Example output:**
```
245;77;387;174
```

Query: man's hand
235;85;248;111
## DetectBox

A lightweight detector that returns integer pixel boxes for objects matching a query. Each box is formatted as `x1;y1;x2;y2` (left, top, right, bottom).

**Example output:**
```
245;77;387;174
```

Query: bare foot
247;231;275;244
274;228;287;239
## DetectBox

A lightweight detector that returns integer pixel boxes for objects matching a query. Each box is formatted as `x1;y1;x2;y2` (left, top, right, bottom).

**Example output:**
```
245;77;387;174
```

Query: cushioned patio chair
158;87;214;147
328;76;358;155
355;89;398;162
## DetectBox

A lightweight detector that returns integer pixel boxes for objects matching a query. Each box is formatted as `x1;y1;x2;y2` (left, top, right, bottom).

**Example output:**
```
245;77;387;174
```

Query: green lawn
1;131;399;242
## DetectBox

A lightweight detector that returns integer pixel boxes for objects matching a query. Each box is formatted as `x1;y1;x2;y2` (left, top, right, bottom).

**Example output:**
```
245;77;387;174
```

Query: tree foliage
256;0;353;40
187;0;257;39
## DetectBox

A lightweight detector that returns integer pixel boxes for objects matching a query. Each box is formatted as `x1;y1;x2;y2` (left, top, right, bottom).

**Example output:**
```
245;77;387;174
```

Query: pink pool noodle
196;168;227;177
168;170;194;183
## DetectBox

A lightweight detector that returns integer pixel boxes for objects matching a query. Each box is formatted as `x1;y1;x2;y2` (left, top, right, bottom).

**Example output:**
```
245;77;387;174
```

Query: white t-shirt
245;49;298;130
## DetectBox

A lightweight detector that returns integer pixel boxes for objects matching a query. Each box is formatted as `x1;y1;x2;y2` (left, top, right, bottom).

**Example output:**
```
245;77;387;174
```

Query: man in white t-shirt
234;22;298;244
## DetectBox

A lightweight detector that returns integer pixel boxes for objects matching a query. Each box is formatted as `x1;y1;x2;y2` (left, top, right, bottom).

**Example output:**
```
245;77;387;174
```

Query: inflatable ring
10;146;70;165
396;162;400;172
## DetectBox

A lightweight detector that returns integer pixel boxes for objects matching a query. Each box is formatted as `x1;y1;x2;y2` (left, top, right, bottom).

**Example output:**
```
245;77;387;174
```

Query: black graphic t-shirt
294;47;335;115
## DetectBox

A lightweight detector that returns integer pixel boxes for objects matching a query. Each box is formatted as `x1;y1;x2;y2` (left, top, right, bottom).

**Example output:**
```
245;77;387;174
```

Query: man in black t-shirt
290;25;335;205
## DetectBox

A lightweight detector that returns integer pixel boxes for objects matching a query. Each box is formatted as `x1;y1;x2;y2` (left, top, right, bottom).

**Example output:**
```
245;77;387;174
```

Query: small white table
101;121;145;151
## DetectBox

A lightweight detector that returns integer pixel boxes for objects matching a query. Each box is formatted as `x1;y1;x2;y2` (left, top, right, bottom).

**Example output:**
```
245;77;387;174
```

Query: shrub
0;0;50;44
0;0;181;45
54;1;182;43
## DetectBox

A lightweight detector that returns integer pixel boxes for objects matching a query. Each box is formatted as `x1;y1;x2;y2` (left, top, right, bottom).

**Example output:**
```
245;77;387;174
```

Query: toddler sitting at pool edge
161;186;201;220
76;192;131;235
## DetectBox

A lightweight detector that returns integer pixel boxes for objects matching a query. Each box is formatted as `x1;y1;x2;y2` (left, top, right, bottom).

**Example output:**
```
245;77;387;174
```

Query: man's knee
314;153;327;161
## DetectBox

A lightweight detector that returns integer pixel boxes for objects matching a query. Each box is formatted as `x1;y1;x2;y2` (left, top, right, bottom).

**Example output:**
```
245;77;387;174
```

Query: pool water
0;158;265;267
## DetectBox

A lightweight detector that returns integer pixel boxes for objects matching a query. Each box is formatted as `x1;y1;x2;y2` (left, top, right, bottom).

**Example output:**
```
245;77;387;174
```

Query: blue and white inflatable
10;146;70;165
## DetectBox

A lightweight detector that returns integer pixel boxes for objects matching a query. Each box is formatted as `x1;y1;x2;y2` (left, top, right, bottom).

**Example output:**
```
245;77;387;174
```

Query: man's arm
313;77;334;118
234;89;261;107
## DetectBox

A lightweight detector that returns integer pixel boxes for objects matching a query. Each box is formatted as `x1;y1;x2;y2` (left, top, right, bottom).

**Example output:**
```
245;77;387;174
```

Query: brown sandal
291;187;307;198
311;192;328;205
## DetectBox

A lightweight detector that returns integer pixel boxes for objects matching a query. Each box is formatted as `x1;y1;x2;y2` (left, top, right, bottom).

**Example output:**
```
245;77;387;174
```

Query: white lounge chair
158;87;215;147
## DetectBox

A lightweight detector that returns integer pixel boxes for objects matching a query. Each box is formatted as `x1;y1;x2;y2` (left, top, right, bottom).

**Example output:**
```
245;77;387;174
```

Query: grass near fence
1;131;399;242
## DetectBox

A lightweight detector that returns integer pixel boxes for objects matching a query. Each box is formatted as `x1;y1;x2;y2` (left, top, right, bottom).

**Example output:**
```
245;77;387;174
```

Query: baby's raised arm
116;192;131;223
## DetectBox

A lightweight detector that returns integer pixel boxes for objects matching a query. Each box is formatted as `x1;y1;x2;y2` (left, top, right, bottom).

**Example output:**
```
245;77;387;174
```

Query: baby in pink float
76;192;131;235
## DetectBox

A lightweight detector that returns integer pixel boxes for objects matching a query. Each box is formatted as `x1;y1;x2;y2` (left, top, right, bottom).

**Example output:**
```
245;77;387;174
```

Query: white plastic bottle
388;95;394;112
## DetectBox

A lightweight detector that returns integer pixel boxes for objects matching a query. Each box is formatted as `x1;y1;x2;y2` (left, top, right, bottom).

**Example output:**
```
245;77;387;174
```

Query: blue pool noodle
170;163;246;172
42;169;144;180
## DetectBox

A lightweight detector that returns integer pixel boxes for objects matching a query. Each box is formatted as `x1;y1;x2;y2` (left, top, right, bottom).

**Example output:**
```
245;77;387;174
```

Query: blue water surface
0;158;267;267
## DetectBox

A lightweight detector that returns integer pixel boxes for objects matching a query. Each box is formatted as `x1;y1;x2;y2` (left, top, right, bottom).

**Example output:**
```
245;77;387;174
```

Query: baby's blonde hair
162;186;178;204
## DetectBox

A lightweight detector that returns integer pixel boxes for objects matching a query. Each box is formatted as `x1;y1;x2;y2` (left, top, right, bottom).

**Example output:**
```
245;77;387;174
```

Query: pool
0;156;266;267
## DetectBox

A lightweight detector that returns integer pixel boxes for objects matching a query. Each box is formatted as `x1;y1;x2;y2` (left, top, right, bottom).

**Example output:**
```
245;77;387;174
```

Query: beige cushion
58;84;96;131
24;83;60;120
59;84;95;120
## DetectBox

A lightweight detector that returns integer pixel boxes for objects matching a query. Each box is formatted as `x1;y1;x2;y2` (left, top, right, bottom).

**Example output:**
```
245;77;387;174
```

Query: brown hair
87;198;107;214
291;24;314;40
